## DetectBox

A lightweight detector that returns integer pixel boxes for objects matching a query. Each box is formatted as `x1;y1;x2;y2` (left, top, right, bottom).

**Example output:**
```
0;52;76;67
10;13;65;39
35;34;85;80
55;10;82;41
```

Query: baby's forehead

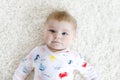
46;19;75;29
49;26;73;32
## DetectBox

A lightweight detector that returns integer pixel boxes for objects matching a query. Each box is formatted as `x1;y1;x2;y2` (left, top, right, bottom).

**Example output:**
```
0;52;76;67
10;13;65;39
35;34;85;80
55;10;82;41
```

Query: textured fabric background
0;0;120;80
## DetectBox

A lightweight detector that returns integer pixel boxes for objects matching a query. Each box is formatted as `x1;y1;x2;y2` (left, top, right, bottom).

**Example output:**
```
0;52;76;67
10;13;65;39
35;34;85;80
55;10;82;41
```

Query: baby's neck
46;45;68;53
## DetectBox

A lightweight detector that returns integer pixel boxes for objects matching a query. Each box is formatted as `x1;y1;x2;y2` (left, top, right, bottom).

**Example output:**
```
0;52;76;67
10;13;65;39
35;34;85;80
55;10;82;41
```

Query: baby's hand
86;66;99;80
73;70;86;80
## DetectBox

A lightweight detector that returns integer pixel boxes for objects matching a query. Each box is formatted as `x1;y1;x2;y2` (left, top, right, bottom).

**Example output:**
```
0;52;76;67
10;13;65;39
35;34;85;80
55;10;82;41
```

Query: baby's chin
47;45;66;52
50;47;66;52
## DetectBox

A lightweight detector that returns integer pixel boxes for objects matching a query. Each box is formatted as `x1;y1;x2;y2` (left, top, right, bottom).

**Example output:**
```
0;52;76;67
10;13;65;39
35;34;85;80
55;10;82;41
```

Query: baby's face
44;19;76;52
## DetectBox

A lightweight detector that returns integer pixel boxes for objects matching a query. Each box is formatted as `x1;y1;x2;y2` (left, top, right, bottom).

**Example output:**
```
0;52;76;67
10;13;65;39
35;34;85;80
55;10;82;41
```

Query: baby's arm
83;63;98;80
13;47;38;80
74;53;99;80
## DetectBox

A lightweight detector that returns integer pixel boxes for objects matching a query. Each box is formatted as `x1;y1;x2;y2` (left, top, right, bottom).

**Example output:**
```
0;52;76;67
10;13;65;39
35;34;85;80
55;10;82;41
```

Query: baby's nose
54;33;61;39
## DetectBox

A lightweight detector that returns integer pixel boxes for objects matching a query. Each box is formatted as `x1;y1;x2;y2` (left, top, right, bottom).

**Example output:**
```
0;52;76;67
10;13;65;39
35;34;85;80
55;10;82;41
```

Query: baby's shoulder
69;50;85;60
69;50;79;56
29;45;45;56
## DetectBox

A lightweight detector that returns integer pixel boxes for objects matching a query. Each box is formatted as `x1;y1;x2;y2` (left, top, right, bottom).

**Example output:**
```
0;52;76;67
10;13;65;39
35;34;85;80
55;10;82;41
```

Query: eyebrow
47;26;72;32
62;29;70;32
47;25;56;29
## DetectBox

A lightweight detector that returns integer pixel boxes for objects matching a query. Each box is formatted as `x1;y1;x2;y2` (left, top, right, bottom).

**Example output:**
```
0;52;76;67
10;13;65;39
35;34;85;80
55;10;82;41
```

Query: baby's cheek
65;40;72;47
46;34;53;40
45;36;50;43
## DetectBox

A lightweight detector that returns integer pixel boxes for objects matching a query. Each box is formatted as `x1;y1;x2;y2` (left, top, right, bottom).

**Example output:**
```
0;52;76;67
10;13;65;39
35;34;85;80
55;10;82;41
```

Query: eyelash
62;32;68;35
49;29;55;33
48;29;68;35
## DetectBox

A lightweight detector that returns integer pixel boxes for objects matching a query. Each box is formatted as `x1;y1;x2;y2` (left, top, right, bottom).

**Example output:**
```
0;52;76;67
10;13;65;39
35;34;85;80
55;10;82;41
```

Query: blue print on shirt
68;60;72;64
43;73;50;78
39;63;46;71
23;67;29;74
22;58;27;62
34;54;40;61
54;66;61;70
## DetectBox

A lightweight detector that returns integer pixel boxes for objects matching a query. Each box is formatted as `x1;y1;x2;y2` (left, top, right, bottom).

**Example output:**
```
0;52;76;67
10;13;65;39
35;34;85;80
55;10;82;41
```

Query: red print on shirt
59;72;68;79
82;62;87;67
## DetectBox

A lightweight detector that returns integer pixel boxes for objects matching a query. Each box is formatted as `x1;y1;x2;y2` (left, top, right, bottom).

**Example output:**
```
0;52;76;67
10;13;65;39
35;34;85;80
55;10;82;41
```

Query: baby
13;10;98;80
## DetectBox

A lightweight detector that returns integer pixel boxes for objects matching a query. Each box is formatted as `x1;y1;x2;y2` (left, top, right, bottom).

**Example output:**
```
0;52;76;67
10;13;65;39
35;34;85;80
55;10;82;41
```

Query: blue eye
62;32;68;35
49;29;55;33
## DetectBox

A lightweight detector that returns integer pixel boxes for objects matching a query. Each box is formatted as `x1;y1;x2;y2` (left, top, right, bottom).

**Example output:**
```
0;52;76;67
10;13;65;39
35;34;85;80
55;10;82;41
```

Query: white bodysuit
13;45;98;80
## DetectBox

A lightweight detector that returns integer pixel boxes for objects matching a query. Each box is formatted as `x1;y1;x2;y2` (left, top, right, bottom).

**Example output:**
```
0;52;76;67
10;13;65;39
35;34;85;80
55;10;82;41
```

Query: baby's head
44;10;77;52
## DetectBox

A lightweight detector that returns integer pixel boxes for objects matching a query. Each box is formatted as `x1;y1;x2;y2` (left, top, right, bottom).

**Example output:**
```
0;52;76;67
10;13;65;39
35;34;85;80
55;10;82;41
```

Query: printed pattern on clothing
13;45;98;80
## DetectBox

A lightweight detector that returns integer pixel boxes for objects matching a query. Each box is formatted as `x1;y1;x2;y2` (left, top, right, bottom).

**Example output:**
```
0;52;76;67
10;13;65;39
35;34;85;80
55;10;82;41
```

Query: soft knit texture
13;45;98;80
0;0;120;80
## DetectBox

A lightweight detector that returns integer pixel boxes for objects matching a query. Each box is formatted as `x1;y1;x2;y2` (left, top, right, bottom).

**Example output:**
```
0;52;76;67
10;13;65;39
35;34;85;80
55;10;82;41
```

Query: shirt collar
44;45;70;54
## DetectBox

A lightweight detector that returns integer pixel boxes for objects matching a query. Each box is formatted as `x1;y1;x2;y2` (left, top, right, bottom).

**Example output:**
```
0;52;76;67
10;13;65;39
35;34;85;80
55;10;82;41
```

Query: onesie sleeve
13;47;39;80
73;53;99;80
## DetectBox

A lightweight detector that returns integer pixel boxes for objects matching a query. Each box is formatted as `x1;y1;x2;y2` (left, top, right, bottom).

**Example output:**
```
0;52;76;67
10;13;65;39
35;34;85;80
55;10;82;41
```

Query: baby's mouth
52;41;61;44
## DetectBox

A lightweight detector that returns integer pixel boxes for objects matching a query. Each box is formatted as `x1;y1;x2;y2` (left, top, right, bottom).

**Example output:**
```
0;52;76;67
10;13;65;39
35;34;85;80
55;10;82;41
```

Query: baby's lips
52;41;61;43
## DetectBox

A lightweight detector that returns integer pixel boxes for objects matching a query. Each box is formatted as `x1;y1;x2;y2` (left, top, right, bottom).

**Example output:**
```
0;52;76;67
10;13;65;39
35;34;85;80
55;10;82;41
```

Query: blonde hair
46;10;77;30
